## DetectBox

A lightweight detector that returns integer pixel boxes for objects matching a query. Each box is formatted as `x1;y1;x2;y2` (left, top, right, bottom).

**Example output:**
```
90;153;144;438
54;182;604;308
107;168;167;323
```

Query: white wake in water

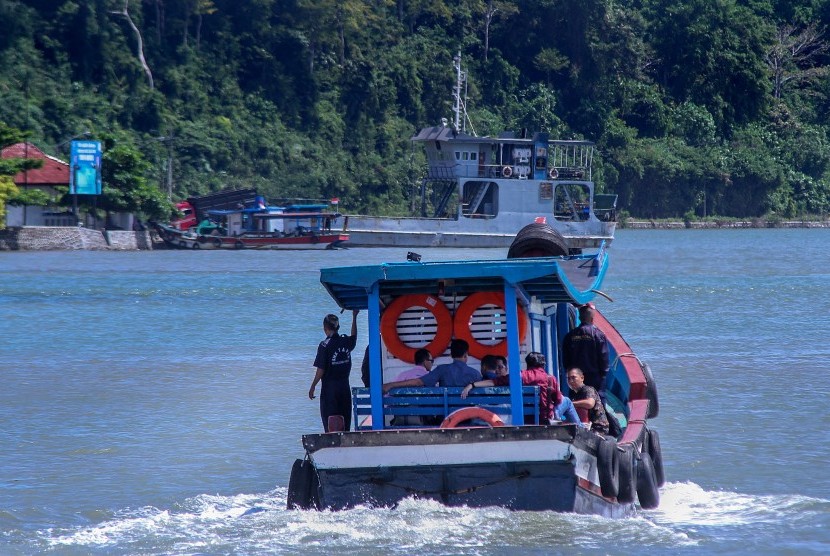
37;482;830;554
652;481;830;526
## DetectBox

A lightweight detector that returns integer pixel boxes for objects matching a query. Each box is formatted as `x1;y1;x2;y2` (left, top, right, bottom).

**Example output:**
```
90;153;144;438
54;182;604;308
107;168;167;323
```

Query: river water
1;229;829;555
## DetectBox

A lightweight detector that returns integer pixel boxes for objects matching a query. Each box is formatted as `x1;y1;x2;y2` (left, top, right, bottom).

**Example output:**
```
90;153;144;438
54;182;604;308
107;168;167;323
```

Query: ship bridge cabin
412;126;593;182
410;125;607;236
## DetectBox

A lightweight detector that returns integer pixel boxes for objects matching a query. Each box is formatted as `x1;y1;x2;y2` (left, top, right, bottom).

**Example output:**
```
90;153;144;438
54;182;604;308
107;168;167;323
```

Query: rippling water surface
2;229;829;554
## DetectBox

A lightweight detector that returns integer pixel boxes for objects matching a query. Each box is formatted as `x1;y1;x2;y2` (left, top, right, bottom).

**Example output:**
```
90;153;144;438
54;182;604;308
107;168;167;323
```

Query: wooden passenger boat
288;226;663;516
154;203;349;250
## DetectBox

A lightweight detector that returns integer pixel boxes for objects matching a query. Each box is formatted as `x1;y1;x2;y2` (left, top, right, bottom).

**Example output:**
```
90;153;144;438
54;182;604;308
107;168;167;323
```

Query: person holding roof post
309;310;359;432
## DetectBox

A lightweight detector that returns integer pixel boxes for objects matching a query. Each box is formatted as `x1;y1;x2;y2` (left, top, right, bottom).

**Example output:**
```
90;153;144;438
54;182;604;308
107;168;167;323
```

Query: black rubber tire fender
212;237;222;248
641;362;660;419
636;452;660;509
646;428;666;487
234;240;245;249
617;443;638;504
507;222;569;258
596;437;620;498
191;241;200;249
287;459;314;510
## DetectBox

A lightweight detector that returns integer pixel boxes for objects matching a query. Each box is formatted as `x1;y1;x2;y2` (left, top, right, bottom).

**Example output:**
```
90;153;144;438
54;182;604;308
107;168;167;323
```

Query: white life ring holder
502;166;513;178
548;168;559;179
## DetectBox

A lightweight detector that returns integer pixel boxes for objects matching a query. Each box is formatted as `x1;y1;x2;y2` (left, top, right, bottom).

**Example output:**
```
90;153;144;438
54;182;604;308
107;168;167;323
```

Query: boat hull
294;425;634;517
344;216;614;249
154;224;348;250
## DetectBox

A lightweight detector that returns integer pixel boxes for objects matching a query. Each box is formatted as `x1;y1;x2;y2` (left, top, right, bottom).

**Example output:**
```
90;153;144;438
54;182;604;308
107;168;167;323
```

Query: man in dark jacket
562;303;609;400
563;303;622;436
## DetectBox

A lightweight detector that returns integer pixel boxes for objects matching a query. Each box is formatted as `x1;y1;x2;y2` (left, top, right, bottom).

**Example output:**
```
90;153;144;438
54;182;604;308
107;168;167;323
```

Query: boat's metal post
556;302;573;393
503;283;524;425
545;304;560;380
368;282;385;430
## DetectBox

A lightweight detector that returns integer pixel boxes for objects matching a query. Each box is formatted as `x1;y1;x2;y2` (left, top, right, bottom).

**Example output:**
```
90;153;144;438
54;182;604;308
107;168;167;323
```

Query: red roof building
1;142;69;189
2;143;75;227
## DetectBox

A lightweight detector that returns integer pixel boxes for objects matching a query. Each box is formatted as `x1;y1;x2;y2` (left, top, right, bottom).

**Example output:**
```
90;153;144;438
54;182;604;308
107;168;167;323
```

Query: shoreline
1;220;828;251
621;219;830;229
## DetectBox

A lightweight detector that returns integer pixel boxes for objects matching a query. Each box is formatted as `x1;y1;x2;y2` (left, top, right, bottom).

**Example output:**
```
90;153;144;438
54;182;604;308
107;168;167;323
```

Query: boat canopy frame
319;248;608;429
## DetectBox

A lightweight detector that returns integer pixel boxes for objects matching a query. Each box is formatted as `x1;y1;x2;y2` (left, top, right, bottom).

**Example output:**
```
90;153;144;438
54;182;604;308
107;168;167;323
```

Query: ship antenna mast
452;53;477;136
453;53;463;133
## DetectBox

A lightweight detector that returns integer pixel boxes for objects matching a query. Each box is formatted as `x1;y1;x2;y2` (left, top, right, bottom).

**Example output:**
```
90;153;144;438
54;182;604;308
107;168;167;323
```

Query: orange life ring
380;294;453;363
440;407;505;428
548;168;559;179
502;166;513;178
453;292;528;359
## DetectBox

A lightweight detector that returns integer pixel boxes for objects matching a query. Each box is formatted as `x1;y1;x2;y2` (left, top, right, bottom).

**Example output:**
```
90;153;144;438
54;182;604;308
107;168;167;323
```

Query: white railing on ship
426;164;591;180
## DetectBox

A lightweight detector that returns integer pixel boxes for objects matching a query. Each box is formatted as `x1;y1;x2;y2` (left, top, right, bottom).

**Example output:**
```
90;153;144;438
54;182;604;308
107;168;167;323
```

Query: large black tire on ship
646;428;666;487
642;362;660;419
596;437;620;498
287;459;319;510
616;443;638;504
507;221;569;258
636;452;660;509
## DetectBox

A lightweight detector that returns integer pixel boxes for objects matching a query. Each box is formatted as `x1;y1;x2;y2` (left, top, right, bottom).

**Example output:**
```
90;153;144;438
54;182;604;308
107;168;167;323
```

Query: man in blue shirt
382;339;481;392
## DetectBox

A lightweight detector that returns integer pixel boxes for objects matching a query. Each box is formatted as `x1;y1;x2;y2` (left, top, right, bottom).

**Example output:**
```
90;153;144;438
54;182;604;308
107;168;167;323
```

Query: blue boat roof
206;207;268;215
206;204;331;216
320;252;608;310
285;204;328;211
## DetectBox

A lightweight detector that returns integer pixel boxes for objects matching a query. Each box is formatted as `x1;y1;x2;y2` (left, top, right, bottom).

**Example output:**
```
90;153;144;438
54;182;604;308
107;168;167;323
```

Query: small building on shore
1;142;75;227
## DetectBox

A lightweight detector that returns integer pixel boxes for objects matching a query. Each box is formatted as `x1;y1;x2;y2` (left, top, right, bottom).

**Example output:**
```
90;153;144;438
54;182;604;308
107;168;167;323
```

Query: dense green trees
1;0;829;221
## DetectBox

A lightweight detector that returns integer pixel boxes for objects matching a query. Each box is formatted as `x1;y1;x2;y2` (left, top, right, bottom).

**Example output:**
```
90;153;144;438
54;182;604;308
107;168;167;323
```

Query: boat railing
593;194;617;222
426;162;593;181
352;386;540;430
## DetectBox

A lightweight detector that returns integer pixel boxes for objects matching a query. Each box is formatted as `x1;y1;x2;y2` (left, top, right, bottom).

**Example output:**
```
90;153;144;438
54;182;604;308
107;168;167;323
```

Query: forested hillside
2;0;830;221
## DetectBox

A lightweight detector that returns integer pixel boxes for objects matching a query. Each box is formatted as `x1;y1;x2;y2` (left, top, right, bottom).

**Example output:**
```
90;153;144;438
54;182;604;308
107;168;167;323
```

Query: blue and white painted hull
296;425;634;517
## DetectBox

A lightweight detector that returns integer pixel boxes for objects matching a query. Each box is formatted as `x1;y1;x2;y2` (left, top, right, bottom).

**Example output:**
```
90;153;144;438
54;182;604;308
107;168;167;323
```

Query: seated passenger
382;339;481;391
392;348;434;381
495;356;508;378
480;354;503;379
461;352;582;426
566;367;610;434
385;348;435;426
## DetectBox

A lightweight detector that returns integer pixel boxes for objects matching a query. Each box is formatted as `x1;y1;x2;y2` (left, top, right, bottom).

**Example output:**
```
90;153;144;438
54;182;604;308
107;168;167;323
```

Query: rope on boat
610;352;641;369
368;470;531;496
589;288;615;302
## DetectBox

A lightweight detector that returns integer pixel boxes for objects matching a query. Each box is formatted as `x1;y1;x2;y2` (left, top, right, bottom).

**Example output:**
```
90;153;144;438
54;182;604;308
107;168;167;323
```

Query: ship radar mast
452;53;477;136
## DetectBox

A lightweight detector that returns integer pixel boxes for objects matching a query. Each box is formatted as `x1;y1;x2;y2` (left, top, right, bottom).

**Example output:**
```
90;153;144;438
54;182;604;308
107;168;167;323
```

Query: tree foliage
0;0;829;221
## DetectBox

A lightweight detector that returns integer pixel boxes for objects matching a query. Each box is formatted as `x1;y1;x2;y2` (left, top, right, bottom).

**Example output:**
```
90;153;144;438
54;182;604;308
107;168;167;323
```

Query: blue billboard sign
69;140;102;195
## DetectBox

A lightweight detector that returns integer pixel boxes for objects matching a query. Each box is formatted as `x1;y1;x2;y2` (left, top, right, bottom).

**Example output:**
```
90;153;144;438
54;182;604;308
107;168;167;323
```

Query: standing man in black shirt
563;303;622;437
309;310;359;431
562;303;610;401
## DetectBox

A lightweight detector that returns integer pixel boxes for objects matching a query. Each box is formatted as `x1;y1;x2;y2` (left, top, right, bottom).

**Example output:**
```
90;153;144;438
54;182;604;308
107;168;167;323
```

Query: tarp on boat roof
320;252;608;311
205;208;262;215
284;204;328;211
207;206;334;217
